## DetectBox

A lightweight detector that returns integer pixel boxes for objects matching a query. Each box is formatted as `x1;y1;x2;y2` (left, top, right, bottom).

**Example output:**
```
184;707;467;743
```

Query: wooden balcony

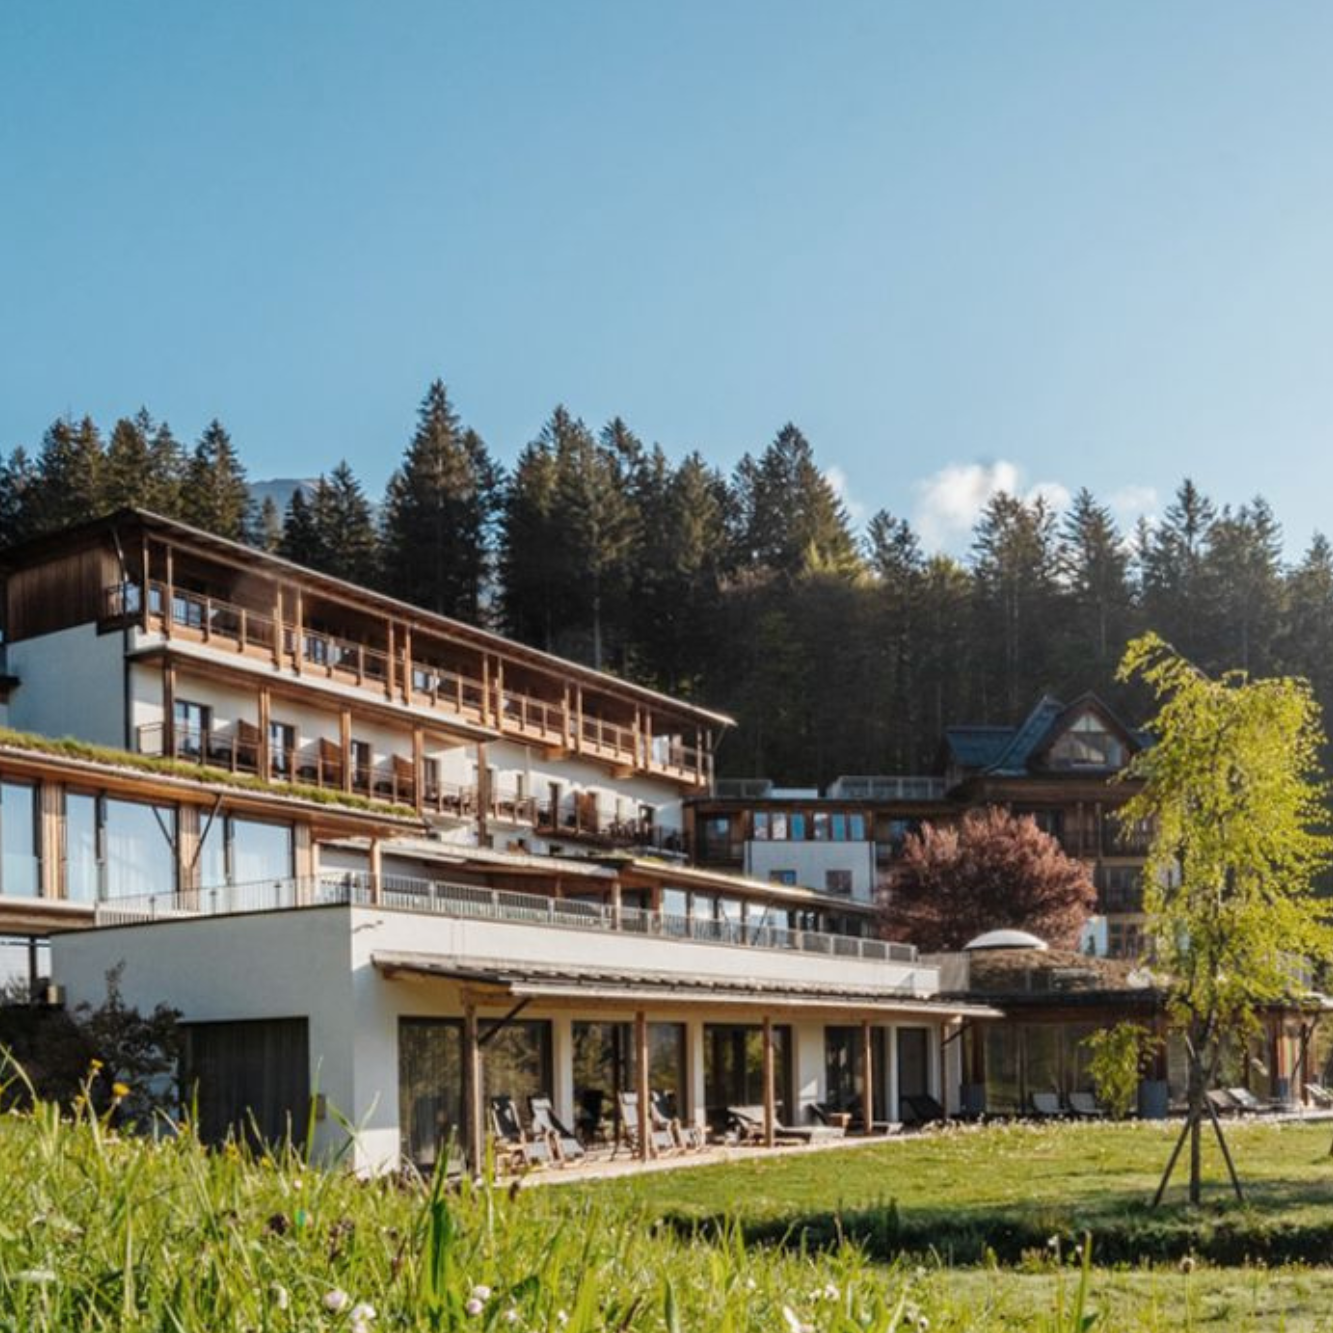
119;581;710;787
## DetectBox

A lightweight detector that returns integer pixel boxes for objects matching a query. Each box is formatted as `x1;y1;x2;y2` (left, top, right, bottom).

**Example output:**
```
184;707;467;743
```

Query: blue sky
3;2;1333;555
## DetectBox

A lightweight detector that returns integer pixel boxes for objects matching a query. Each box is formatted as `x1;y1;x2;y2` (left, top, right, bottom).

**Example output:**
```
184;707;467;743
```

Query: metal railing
92;870;919;966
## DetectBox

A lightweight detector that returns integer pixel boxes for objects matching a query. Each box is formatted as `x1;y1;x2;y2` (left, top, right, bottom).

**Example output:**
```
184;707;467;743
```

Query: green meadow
9;1102;1333;1330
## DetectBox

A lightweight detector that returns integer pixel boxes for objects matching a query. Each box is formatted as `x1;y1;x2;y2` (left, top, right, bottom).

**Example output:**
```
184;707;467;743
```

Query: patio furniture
1305;1082;1333;1108
618;1091;676;1156
1205;1088;1242;1117
650;1089;705;1151
1029;1091;1066;1119
489;1095;553;1169
809;1103;853;1131
727;1105;843;1144
900;1093;948;1127
1226;1086;1283;1114
529;1096;586;1163
846;1095;895;1135
1067;1090;1108;1119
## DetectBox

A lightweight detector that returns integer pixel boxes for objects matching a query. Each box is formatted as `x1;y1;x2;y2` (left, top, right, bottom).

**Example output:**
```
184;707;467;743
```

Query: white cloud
912;459;1033;552
825;465;867;522
1108;485;1159;529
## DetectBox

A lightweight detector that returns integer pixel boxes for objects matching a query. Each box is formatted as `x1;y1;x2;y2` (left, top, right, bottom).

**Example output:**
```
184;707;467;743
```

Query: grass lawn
581;1119;1333;1263
10;1103;1333;1330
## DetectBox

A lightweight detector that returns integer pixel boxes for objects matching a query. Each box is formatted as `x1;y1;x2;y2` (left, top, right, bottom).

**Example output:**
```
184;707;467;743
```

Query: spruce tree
256;495;284;553
29;416;105;532
0;448;36;547
183;420;252;541
311;462;379;586
279;488;322;567
1059;488;1134;681
382;381;500;621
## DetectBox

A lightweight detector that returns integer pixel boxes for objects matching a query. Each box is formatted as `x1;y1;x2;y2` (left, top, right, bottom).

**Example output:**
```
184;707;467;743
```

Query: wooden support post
293;590;304;675
862;1019;875;1132
762;1016;776;1148
636;1008;651;1162
163;545;175;639
475;742;489;846
610;880;623;930
465;1002;485;1178
402;626;413;704
575;687;584;754
258;687;272;778
481;655;491;726
340;708;352;794
368;838;382;904
494;658;505;730
273;587;284;668
140;535;151;632
413;726;425;813
162;661;176;757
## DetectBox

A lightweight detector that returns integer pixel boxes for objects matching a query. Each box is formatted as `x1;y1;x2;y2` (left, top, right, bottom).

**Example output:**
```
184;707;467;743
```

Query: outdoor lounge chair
618;1091;677;1156
1029;1091;1066;1119
727;1105;843;1145
900;1093;948;1127
1067;1090;1108;1119
489;1096;553;1169
1226;1086;1283;1114
846;1095;895;1135
1306;1082;1333;1109
529;1096;586;1163
1205;1088;1242;1117
650;1089;705;1151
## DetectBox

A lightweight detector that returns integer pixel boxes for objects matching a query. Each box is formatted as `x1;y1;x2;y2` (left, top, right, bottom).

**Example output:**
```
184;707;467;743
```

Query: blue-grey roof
986;694;1067;775
943;725;1016;770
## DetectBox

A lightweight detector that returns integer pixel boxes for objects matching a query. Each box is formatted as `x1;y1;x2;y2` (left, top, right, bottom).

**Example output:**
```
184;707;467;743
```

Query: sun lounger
1205;1088;1242;1117
1067;1090;1108;1119
529;1096;586;1163
618;1091;676;1156
489;1095;552;1169
900;1093;948;1127
650;1089;705;1150
1029;1091;1066;1119
1306;1082;1333;1109
1226;1086;1283;1114
727;1105;843;1144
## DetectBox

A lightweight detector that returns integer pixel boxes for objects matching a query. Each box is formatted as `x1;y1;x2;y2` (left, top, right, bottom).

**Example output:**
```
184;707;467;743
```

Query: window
351;740;372;790
813;812;830;841
174;700;211;758
270;721;296;778
0;782;37;897
824;869;853;896
752;811;770;840
1048;712;1126;770
789;813;807;841
770;812;788;840
848;813;866;840
831;813;847;841
104;798;176;899
231;818;293;884
769;869;797;886
65;793;100;903
399;1018;463;1169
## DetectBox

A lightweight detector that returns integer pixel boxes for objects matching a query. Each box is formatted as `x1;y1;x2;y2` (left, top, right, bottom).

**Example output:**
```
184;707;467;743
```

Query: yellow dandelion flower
112;1082;130;1099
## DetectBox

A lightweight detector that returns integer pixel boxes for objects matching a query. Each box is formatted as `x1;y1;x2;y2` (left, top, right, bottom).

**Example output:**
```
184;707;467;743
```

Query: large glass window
231;819;293;885
104;798;176;899
789;813;807;841
399;1018;464;1169
174;700;211;760
848;813;867;840
66;793;100;903
198;812;227;889
1048;712;1126;770
703;1023;793;1131
481;1019;552;1116
0;782;37;898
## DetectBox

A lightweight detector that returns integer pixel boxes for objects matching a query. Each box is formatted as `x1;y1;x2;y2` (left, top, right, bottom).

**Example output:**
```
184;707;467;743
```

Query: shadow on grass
661;1173;1333;1267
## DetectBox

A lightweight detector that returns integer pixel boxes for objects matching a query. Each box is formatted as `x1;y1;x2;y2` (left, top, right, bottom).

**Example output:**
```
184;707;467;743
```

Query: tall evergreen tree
1141;478;1216;659
735;424;861;578
866;510;927;770
29;416;105;533
1196;498;1284;675
256;495;284;553
382;381;500;621
182;420;252;541
0;448;36;548
1059;488;1134;683
279;488;322;567
311;462;379;586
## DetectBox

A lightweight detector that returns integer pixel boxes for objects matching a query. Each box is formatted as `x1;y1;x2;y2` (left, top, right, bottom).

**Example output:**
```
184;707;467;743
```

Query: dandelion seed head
322;1288;350;1314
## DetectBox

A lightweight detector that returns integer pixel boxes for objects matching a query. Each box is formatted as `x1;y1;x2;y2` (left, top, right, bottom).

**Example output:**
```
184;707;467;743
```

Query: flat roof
373;949;1002;1018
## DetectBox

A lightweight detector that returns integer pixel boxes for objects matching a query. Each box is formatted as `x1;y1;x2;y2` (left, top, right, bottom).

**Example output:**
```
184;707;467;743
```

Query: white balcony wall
745;840;877;902
8;626;127;747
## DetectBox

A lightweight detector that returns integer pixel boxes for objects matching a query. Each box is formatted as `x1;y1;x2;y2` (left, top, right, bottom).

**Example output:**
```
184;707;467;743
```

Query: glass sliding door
703;1023;793;1131
398;1018;464;1170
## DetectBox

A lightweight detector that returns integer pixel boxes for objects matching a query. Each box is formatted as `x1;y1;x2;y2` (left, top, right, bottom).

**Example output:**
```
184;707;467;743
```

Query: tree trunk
1187;1046;1205;1204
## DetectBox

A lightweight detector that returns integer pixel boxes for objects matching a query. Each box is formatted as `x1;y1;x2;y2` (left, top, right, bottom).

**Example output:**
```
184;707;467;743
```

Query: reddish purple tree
881;806;1097;952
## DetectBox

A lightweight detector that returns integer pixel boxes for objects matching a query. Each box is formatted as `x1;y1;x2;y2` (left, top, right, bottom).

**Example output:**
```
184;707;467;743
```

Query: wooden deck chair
650;1089;705;1151
901;1093;948;1127
618;1091;675;1156
727;1104;841;1145
1227;1086;1281;1114
1205;1088;1242;1117
488;1095;552;1169
529;1097;585;1163
1305;1082;1333;1108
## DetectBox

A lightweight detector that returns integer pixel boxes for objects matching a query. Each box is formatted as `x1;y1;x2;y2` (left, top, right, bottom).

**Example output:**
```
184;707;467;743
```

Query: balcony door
174;700;211;760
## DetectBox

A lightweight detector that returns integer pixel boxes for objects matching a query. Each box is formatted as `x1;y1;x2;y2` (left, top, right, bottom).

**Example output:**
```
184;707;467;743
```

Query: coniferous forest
3;381;1329;786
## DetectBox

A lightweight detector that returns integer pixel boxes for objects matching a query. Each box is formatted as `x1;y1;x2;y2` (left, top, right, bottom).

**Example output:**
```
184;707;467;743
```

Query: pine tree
866;510;926;769
735;424;861;578
0;448;37;547
103;410;155;510
1141;478;1216;659
382;381;500;621
29;416;105;532
1059;488;1134;681
311;462;379;586
256;496;283;553
1196;498;1284;675
183;420;252;541
279;488;322;567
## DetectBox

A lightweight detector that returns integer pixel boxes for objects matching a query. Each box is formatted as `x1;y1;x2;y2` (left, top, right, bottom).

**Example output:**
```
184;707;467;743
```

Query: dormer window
1048;712;1125;770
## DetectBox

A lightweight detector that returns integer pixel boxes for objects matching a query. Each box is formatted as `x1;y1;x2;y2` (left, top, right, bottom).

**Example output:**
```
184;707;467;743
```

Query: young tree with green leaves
1118;632;1333;1205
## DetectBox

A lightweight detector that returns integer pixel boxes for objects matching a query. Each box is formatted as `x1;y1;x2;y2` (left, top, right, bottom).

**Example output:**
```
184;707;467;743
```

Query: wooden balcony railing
125;580;710;785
